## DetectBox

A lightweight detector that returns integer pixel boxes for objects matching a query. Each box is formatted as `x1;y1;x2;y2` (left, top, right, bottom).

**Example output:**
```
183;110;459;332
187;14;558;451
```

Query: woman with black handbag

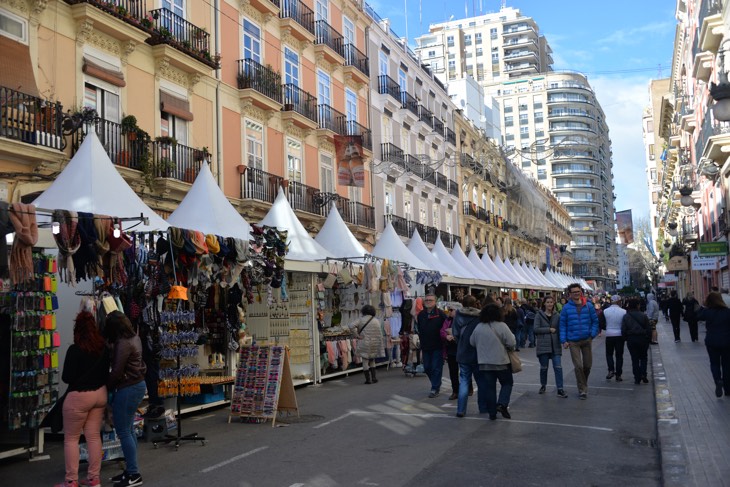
55;311;109;487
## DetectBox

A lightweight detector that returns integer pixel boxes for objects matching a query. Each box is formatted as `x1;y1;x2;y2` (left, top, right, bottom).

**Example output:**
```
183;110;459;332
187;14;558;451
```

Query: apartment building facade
0;0;376;243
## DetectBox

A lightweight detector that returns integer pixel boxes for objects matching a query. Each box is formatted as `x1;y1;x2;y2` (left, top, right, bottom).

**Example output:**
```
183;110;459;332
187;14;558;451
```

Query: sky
365;0;677;222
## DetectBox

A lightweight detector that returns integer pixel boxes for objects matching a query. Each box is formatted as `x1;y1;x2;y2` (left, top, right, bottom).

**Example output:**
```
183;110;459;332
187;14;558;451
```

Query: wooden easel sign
229;345;299;426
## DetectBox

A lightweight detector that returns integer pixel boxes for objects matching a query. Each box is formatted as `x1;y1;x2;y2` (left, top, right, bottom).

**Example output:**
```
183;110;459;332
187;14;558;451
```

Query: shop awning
33;131;168;231
167;163;251;239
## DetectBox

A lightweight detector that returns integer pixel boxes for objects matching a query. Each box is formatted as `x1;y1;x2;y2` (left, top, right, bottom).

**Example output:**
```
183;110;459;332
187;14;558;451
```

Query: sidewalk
651;314;730;486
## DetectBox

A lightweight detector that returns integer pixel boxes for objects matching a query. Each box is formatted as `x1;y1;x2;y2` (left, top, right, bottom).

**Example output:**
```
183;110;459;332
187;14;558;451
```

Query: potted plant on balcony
194;147;210;162
120;115;139;140
155;135;177;147
157;157;176;179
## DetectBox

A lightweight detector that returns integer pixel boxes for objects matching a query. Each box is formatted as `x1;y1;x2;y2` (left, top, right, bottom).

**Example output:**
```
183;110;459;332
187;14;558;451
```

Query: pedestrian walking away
348;304;385;385
696;292;730;397
440;306;459;399
645;293;660;344
682;292;700;342
621;298;652;385
533;296;567;398
666;290;684;342
559;283;599;399
416;293;448;398
452;295;481;417
600;295;626;382
470;304;517;420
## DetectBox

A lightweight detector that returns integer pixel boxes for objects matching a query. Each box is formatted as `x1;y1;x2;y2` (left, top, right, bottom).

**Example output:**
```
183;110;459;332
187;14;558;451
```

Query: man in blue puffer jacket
560;283;600;400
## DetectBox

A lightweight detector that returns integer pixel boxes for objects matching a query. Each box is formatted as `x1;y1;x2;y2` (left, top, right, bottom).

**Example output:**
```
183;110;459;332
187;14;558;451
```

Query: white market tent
481;252;516;285
407;230;451;275
494;256;525;286
451;244;491;282
167;163;251;239
511;259;539;287
33;132;168;231
260;188;333;262
468;247;507;286
544;270;566;289
371;221;428;270
526;263;555;288
314;202;368;261
431;238;478;279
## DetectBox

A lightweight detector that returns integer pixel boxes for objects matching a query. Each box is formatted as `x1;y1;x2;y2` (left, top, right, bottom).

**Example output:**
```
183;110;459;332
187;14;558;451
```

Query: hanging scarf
52;209;81;284
191;231;208;255
205;234;220;254
8;203;38;284
106;222;132;285
94;215;112;278
72;212;99;282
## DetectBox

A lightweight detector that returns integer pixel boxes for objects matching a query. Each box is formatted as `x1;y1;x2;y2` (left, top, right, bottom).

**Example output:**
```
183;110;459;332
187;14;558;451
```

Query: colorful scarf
8;203;38;284
52;209;81;284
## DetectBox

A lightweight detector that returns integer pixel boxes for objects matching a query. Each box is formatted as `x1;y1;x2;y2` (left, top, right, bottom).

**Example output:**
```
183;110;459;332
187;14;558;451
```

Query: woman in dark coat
533;296;567;398
621;298;652;385
682;292;700;342
696;292;730;397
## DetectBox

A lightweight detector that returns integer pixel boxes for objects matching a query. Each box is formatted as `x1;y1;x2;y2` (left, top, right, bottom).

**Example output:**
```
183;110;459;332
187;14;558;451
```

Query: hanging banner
616;210;634;245
691;251;719;271
698;241;728;257
335;135;365;187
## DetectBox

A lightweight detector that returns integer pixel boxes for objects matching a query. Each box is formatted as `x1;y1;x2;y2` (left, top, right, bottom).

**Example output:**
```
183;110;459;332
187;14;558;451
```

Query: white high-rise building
415;7;618;291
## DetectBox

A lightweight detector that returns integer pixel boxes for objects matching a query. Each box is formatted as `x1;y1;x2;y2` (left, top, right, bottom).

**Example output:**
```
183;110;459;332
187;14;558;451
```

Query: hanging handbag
488;323;522;373
323;263;338;289
338;264;353;286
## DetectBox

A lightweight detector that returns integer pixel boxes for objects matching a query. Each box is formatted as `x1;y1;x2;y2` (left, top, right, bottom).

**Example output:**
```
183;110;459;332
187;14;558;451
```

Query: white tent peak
167;162;251;239
314;202;368;260
33;131;168;231
371;221;428;269
431;238;476;279
260;188;333;262
407;229;450;274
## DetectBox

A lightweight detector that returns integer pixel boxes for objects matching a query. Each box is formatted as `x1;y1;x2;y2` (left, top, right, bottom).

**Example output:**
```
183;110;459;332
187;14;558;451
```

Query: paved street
4;317;730;486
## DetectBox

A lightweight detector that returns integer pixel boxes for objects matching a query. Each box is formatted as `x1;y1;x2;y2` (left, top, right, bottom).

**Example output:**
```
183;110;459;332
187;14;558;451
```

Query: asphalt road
2;336;660;486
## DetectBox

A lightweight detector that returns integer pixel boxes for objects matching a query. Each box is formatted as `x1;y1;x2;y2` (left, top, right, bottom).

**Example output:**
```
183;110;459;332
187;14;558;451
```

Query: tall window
315;0;328;21
398;69;407;93
345;89;357;124
284;47;299;86
243;19;261;63
445;212;452;234
342;16;355;46
287;138;302;182
84;82;119;123
404;191;412;220
320;153;334;193
401;128;409;153
160;111;187;145
385;183;393;214
245;120;263;170
379;51;388;76
162;0;184;17
432;204;440;229
420;200;427;224
317;70;331;105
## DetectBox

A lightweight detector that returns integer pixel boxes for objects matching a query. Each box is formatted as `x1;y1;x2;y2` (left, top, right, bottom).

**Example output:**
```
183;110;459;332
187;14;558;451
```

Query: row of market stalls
1;131;592;457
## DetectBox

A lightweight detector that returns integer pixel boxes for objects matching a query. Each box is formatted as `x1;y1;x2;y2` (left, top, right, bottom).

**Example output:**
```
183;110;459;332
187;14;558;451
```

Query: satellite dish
460;100;466;107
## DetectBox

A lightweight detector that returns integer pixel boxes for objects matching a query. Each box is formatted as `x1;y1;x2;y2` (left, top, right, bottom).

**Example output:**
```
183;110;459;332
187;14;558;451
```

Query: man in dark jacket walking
452;295;481;417
560;283;599;400
666;290;684;342
416;293;447;398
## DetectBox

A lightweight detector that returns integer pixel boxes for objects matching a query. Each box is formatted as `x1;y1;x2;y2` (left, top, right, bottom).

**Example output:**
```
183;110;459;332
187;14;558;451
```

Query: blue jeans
537;353;564;389
514;327;525;349
474;368;513;416
421;349;444;393
457;363;478;415
112;381;146;475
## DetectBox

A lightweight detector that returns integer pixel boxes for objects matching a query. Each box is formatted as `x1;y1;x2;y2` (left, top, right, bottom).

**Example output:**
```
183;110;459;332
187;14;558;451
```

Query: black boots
364;370;372;384
370;368;378;383
716;380;724;398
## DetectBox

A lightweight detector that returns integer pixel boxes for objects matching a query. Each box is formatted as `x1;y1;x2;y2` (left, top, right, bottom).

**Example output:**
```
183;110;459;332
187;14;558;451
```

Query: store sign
666;256;689;271
698;241;728;257
691;251;718;271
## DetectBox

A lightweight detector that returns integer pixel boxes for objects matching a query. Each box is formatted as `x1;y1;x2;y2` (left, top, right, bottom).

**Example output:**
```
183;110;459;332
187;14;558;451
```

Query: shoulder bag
488;323;522;373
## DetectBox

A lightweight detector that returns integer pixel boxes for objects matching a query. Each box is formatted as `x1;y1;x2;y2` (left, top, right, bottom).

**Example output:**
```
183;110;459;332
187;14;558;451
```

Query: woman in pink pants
56;311;109;487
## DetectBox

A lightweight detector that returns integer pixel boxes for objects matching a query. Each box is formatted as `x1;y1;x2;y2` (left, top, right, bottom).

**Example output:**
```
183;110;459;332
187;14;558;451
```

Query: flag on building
335;135;365;188
616;210;634;245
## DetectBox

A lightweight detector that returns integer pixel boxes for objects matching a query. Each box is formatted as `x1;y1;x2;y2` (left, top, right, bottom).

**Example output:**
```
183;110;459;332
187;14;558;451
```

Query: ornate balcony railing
149;140;203;183
70;117;146;169
0;86;64;150
63;0;148;29
463;201;478;218
381;142;405;169
147;8;219;68
236;58;282;103
343;44;369;77
282;84;318;123
240;166;283;203
317;104;348;135
314;20;344;57
432;117;444;135
400;91;419;117
378;75;400;101
418;105;433;127
460;152;476;168
336;199;375;229
445;127;456;145
385;214;409;237
346;120;372;151
288;180;320;215
448;179;459;197
435;172;448;191
439;231;460;249
280;0;315;35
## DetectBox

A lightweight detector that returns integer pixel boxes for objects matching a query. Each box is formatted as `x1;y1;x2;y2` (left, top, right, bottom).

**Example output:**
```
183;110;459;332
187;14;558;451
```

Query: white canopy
525;263;555;288
506;259;533;287
544;270;565;289
451;245;490;282
431;238;477;279
314;202;368;261
481;252;516;285
468;247;505;285
260;188;333;262
512;259;537;287
407;230;451;275
494;256;524;286
167;163;251;239
33;131;168;231
371;222;428;269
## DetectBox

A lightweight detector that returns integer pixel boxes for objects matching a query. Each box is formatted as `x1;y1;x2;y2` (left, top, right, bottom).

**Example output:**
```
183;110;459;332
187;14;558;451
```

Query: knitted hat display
205;234;220;254
8;203;38;284
52;209;81;284
72;212;99;282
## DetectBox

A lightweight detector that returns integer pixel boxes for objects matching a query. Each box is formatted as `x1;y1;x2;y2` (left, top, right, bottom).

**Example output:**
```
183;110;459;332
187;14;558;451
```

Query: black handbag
40;392;67;433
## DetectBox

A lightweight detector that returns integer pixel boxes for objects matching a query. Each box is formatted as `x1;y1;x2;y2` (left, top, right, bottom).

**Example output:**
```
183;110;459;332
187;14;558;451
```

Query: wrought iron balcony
448;178;459;197
400;91;419;117
439;231;460;249
335;198;375;229
70;117;146;170
346;120;372;151
378;75;401;102
381;142;405;169
288;180;321;215
147;8;219;68
279;0;315;37
317;104;347;135
0;86;64;150
343;44;369;77
385;214;409;237
460;152;476;168
435;172;448;191
432;118;444;136
150;139;203;183
418;105;433;127
240;166;284;203
314;20;344;58
463;201;478;218
63;0;149;30
282;84;318;123
408;220;428;240
236;58;282;103
446;127;456;145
